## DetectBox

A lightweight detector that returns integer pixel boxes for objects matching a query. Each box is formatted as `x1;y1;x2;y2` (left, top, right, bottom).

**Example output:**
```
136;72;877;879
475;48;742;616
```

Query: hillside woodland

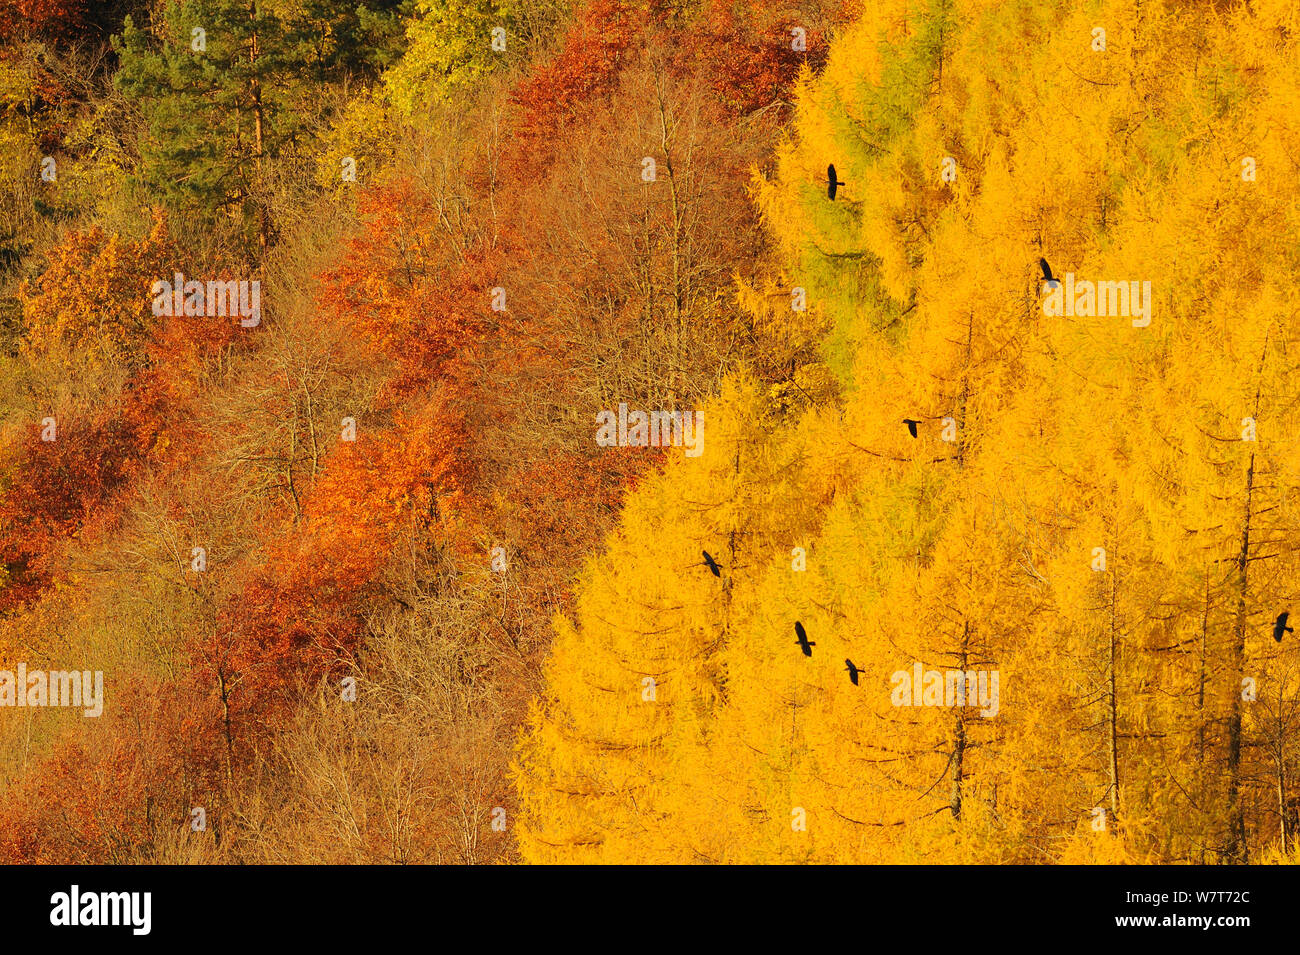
2;0;1299;864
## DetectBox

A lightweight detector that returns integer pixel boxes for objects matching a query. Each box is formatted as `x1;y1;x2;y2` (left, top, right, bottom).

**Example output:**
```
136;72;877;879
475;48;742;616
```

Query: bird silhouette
903;418;921;438
795;621;815;657
845;659;862;685
1039;257;1059;289
826;164;845;200
1275;611;1293;643
701;550;721;578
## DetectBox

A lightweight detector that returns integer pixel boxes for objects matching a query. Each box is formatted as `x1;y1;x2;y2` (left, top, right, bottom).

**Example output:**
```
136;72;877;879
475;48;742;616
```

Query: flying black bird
903;418;921;438
1039;257;1059;288
827;164;845;200
845;659;862;686
795;621;815;657
701;550;721;578
1275;611;1293;643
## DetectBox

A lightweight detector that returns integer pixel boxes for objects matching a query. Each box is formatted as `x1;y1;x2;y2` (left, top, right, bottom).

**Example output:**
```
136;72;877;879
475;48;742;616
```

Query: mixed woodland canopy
1;0;1298;865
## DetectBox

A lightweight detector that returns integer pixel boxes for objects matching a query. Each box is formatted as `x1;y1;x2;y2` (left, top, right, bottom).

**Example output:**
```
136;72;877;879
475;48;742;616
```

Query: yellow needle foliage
515;0;1300;863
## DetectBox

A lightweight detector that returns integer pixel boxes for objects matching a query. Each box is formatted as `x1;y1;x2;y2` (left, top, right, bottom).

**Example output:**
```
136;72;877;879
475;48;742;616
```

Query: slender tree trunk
950;620;969;819
656;77;684;405
1197;567;1210;764
948;321;975;820
286;411;302;522
250;7;269;248
1276;753;1287;855
1196;565;1211;864
1107;563;1121;820
1226;449;1255;862
218;668;235;787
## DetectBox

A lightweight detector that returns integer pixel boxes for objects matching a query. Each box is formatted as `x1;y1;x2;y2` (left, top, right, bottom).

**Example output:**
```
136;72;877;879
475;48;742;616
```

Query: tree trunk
250;7;269;249
1107;561;1121;821
1225;448;1255;863
950;620;969;819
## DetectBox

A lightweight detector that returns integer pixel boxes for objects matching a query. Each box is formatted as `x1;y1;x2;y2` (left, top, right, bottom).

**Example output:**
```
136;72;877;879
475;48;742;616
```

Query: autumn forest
0;0;1298;866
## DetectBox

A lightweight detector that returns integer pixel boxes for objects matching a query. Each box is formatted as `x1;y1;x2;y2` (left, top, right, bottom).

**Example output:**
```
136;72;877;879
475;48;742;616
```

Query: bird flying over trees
701;550;721;578
845;659;862;685
903;418;921;438
826;164;844;200
795;621;815;657
1039;257;1059;287
1275;611;1293;643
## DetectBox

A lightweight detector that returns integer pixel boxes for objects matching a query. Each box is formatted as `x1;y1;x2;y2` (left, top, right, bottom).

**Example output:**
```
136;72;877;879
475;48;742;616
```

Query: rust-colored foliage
218;399;477;709
0;675;224;864
317;180;494;405
0;215;237;611
686;0;828;115
508;0;641;164
0;415;149;611
0;0;87;42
